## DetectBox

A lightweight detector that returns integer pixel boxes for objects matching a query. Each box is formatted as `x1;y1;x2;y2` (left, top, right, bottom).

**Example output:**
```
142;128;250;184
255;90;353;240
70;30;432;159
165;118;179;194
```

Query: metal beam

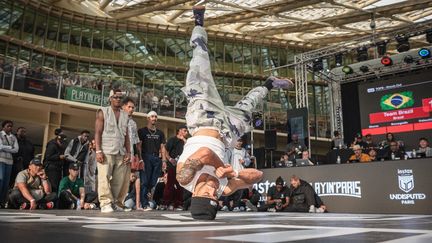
99;0;113;10
247;0;432;36
181;0;322;26
111;0;191;19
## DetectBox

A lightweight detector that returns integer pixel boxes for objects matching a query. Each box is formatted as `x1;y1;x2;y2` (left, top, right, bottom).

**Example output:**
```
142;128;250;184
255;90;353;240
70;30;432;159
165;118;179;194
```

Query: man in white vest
95;89;131;213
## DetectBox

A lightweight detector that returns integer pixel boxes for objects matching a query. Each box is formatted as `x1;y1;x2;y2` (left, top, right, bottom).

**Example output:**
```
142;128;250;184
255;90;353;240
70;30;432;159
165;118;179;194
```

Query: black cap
69;163;80;170
276;176;284;186
190;197;218;220
29;157;43;166
54;128;63;136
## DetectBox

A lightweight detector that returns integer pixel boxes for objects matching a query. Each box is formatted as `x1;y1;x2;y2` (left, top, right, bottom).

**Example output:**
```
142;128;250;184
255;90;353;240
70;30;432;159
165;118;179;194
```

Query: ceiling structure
46;0;432;48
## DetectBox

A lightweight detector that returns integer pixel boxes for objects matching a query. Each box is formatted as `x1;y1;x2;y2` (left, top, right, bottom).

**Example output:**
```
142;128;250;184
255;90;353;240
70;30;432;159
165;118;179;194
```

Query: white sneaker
245;200;258;212
316;207;325;213
101;204;114;213
232;207;240;212
143;206;153;211
309;205;316;213
267;208;276;212
246;207;252;212
221;206;229;211
124;207;132;212
239;206;245;211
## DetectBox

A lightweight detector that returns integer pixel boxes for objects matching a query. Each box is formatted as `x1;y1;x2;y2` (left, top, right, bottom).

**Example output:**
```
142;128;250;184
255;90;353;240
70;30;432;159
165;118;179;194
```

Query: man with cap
58;162;98;209
138;110;167;210
95;88;131;213
44;128;67;193
176;6;293;220
265;176;290;212
348;145;371;163
8;155;57;209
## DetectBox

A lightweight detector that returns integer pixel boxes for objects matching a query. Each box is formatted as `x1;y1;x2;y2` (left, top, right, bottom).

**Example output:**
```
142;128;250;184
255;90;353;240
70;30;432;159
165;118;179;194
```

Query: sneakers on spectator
315;207;325;213
69;202;76;209
239;206;245;211
175;206;184;211
112;204;124;212
143;206;153;211
245;200;258;212
101;204;114;213
267;208;276;212
45;202;54;209
309;205;316;213
168;205;174;211
88;203;97;210
124;207;132;212
221;205;229;211
232;207;240;212
20;202;28;210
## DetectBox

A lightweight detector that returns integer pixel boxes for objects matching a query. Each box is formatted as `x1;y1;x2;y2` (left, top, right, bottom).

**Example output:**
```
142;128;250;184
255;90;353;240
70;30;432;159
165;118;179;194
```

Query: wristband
96;150;102;154
30;199;35;202
139;160;144;162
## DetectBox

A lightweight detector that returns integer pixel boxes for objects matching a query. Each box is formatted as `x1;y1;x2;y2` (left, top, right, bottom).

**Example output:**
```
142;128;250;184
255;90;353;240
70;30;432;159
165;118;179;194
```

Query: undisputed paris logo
398;169;414;193
380;91;414;111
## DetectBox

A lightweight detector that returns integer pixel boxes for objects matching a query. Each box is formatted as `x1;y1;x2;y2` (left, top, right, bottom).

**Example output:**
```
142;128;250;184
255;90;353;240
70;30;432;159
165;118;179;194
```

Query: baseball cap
69;162;80;170
190;197;218;220
147;111;158;117
30;157;43;166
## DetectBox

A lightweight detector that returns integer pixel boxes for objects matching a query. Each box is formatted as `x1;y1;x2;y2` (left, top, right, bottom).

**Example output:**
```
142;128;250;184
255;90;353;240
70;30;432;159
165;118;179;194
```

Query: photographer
266;176;290;212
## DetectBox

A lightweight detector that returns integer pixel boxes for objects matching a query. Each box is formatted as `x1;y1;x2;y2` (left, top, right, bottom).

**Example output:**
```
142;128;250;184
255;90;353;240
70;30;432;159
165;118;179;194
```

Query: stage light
404;55;414;64
312;58;323;71
357;46;368;61
395;34;410;53
359;65;369;73
335;53;343;66
342;65;353;74
418;48;431;58
376;40;388;56
381;56;393;66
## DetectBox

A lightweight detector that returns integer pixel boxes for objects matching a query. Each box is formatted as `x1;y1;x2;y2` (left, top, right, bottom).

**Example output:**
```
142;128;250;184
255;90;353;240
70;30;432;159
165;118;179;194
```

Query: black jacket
13;137;34;169
289;179;317;207
44;139;65;170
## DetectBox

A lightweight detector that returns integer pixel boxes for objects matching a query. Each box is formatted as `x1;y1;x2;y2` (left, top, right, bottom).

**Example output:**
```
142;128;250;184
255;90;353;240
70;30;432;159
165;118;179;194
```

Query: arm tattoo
176;158;204;186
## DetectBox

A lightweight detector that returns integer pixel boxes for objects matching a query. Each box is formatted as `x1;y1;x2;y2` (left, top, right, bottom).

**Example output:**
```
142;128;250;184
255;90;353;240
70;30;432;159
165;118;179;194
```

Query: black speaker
264;129;277;150
254;147;266;169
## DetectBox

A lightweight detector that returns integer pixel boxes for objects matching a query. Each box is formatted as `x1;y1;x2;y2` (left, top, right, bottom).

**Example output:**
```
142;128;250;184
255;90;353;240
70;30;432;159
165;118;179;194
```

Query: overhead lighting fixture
312;58;324;71
395;34;410;53
381;56;393;66
376;40;388;56
404;55;414;64
359;65;369;73
342;65;353;74
335;53;343;67
418;48;431;58
357;47;368;61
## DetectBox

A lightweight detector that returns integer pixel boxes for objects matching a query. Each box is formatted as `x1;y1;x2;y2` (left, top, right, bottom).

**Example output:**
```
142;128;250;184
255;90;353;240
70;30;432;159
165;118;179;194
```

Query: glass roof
49;0;432;47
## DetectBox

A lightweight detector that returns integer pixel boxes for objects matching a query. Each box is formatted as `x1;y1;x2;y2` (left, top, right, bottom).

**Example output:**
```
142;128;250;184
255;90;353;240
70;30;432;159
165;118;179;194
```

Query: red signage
422;98;432;112
369;107;429;124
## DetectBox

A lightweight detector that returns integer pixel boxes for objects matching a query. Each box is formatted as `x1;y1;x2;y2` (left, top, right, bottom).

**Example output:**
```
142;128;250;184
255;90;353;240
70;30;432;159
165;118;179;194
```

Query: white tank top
178;136;228;198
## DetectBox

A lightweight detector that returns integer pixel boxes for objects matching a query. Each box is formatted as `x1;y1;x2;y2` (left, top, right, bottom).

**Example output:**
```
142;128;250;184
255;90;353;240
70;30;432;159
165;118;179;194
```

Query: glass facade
0;0;331;137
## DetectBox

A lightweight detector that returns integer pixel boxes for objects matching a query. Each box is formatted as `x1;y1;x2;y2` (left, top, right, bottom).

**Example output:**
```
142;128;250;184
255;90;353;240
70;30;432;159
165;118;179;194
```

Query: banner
65;86;109;106
255;158;432;214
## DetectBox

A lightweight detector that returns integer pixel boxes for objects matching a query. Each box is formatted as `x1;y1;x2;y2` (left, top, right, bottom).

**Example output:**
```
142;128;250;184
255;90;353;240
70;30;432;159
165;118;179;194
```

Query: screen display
358;70;432;147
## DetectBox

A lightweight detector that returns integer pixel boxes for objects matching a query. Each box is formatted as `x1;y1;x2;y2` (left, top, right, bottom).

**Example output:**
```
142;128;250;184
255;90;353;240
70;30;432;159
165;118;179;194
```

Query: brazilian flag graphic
380;91;414;111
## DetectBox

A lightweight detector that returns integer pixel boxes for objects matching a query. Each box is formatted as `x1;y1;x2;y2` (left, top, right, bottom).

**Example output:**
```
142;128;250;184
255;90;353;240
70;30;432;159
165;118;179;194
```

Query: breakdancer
176;5;293;220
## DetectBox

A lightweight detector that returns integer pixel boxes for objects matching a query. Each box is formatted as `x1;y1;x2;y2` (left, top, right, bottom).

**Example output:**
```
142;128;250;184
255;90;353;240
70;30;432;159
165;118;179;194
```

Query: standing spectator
84;139;97;193
138;111;167;210
163;125;188;210
95;89;131;213
417;137;432;158
266;176;290;212
58;163;97;209
348;145;371;163
151;96;159;112
331;131;344;149
11;127;35;188
0;120;19;208
286;134;306;161
64;130;90;178
364;134;376;149
44;128;67;193
229;138;251;172
352;133;367;148
8;156;56;210
122;97;142;210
